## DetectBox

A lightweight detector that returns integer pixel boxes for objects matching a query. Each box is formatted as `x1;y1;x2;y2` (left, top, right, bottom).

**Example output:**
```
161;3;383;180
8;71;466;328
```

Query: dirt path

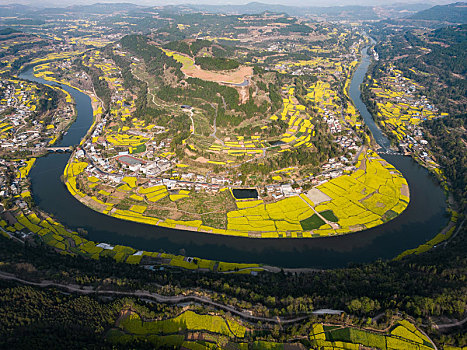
132;66;162;108
209;103;225;147
298;195;340;231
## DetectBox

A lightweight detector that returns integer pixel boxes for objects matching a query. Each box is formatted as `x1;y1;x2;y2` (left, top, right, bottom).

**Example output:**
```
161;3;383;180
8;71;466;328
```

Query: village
369;65;447;167
0;17;416;243
0;78;74;155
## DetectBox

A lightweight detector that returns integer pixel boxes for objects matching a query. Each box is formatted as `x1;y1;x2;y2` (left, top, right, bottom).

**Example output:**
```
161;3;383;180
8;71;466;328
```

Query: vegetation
424;114;467;210
195;56;240;71
73;58;111;110
0;225;465;347
0;6;465;350
300;213;325;230
409;2;467;22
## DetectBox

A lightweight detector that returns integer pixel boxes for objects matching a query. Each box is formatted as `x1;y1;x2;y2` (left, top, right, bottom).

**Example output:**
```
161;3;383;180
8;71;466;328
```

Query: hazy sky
0;0;454;7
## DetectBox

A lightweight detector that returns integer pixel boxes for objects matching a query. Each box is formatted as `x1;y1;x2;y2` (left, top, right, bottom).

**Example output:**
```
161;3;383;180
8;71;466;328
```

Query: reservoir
232;189;259;200
20;46;448;269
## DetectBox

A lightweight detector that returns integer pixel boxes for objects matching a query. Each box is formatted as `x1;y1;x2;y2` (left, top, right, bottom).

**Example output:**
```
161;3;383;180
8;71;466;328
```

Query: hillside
410;2;467;23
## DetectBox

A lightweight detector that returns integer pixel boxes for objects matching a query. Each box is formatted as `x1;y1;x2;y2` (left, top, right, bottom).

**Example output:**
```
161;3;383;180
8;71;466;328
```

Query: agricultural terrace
108;309;252;348
368;66;447;144
272;41;362;127
310;319;436;350
41;31;412;239
65;148;409;238
108;309;435;350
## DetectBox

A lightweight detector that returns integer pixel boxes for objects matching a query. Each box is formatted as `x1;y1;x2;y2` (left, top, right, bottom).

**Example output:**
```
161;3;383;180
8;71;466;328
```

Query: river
349;46;391;151
19;46;448;269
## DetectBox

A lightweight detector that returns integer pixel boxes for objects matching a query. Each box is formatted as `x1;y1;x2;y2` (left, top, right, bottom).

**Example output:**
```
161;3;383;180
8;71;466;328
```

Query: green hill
410;2;467;23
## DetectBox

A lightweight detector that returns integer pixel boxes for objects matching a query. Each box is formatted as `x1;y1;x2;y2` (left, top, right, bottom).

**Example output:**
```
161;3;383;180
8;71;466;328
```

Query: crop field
118;310;246;339
109;311;431;350
300;214;326;230
66;145;408;239
107;307;320;349
312;150;409;234
16;158;36;179
11;179;260;272
310;320;434;350
369;67;446;142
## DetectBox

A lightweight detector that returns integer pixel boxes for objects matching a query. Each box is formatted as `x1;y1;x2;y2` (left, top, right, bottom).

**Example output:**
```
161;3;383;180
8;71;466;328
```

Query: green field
300;213;325;230
320;210;339;222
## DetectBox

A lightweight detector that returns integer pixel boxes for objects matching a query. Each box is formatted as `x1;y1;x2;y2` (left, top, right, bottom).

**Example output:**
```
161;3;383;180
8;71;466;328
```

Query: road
0;270;335;325
434;316;467;330
0;269;451;350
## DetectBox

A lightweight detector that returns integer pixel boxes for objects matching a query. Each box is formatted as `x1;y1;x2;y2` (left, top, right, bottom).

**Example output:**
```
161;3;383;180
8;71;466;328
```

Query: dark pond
232;189;259;199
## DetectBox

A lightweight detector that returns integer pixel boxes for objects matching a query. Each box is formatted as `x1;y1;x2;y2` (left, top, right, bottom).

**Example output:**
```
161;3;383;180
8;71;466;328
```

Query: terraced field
63;148;409;239
369;67;447;142
310;319;435;350
108;310;434;350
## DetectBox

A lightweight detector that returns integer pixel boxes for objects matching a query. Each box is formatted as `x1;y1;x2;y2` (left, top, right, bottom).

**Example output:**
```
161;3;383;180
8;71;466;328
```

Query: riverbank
55;44;411;240
17;49;448;269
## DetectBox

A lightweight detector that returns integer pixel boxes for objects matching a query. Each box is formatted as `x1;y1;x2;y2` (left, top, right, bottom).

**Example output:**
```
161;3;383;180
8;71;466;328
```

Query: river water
19;47;448;269
349;46;391;151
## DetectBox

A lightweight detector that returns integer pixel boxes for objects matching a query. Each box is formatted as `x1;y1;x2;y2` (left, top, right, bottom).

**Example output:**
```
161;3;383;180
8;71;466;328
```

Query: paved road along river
19;46;448;269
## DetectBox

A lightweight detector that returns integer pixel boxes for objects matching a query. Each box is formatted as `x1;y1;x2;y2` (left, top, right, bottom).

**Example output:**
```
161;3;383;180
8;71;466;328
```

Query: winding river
19;46;448;269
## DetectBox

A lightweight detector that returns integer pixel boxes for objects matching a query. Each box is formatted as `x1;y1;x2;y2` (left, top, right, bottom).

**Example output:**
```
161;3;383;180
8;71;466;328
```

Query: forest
0;216;465;348
424;114;467;211
195;56;240;71
371;24;466;116
368;23;467;211
73;58;111;111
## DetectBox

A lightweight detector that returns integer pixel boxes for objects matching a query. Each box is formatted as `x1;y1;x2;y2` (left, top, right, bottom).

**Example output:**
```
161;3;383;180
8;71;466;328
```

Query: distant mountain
0;28;22;36
40;2;145;15
0;4;34;17
374;3;433;19
410;2;467;23
0;3;145;17
3;2;463;23
182;2;380;20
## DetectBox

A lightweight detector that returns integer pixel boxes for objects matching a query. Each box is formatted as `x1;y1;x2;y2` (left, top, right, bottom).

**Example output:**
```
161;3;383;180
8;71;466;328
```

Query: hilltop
410;2;467;23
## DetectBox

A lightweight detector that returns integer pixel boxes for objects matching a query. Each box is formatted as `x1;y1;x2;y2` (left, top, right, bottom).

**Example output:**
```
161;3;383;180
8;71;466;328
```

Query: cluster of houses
0;80;43;150
381;69;443;163
334;135;360;153
0;80;73;151
265;183;299;199
321;109;343;134
0;159;19;199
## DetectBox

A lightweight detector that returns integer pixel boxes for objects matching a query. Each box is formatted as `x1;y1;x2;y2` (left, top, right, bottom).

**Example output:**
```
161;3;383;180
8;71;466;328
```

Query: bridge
45;146;73;153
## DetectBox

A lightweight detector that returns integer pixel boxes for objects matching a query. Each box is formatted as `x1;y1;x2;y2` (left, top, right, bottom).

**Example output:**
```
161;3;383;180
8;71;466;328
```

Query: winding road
1;269;462;336
0;270;319;325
